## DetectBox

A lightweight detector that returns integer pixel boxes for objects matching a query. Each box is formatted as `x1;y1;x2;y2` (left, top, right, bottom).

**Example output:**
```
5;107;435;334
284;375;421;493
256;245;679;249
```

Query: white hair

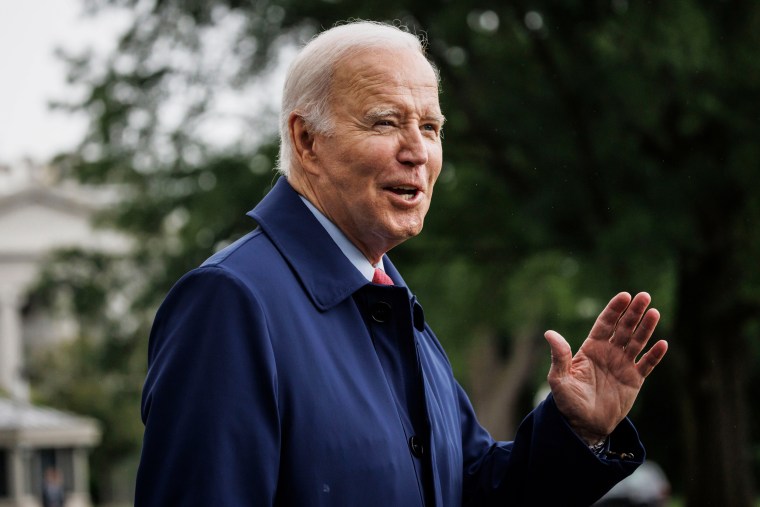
276;20;437;176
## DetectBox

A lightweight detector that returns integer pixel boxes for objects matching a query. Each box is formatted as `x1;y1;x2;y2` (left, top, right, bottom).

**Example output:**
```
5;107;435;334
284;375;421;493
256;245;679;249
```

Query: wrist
572;426;609;447
587;437;607;455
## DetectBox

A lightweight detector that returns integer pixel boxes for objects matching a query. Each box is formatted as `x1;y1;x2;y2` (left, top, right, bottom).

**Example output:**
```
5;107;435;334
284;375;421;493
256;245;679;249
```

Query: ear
289;113;320;176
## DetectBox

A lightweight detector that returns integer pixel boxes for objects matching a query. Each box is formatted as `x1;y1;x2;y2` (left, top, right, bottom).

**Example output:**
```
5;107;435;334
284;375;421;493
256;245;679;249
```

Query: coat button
409;436;424;458
371;301;392;323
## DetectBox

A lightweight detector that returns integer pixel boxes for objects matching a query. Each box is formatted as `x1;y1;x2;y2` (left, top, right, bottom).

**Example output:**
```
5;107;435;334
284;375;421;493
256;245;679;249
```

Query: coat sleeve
460;385;644;507
134;266;280;506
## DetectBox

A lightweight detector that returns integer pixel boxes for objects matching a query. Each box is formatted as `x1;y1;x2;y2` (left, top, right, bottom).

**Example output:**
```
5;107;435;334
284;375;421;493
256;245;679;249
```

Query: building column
0;286;27;400
9;446;26;505
72;448;89;495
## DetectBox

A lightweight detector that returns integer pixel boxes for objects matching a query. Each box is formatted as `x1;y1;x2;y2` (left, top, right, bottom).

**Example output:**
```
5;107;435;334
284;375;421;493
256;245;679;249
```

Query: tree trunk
467;330;542;441
676;250;755;506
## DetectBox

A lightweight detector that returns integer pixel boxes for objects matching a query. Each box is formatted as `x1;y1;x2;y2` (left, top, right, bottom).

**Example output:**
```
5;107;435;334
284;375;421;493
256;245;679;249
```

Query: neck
287;170;386;265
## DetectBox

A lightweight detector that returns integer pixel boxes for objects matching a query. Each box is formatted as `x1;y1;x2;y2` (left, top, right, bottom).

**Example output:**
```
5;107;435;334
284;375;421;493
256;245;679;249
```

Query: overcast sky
0;1;129;165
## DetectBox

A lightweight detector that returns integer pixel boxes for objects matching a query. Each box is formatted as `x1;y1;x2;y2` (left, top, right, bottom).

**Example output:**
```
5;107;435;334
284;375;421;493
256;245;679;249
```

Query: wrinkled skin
288;48;443;265
545;291;668;444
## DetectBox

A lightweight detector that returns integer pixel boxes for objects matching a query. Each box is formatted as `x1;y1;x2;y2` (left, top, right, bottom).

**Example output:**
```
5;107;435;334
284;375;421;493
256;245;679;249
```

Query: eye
422;123;440;136
375;119;396;127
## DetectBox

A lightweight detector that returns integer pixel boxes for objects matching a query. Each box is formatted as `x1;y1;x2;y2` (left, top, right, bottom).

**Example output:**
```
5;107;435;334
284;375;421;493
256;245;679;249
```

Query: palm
544;292;668;443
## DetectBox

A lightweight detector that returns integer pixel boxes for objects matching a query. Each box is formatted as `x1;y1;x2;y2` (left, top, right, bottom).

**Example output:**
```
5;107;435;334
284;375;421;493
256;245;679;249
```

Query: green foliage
33;0;760;503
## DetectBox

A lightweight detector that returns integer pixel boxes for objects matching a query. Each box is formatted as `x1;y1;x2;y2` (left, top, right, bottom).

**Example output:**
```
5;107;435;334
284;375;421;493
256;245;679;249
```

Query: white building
0;163;124;506
0;399;100;507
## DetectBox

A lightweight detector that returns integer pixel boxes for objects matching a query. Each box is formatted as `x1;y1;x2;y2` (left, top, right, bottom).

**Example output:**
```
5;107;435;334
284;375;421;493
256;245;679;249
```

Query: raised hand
544;292;669;445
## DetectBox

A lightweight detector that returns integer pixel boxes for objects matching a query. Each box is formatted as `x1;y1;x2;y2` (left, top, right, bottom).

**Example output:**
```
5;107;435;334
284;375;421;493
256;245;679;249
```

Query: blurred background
1;1;759;506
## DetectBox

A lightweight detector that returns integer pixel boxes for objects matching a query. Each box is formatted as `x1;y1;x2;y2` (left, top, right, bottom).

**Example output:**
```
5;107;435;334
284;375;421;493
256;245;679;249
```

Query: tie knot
372;268;394;286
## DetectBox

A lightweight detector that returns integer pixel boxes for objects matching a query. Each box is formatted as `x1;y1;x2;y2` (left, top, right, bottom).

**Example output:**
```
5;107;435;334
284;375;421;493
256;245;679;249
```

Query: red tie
372;268;394;286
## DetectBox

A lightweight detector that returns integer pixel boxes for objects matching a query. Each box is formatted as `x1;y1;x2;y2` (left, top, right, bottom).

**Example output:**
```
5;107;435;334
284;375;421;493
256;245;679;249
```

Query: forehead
331;48;441;115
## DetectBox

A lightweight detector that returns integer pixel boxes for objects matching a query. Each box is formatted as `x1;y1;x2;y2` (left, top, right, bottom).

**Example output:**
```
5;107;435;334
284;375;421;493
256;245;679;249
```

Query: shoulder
193;227;293;292
202;228;269;268
147;261;279;380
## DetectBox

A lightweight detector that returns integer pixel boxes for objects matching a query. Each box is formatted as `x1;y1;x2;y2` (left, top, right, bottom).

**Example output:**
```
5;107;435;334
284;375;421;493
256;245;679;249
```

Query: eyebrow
424;112;446;126
364;107;446;125
364;108;401;122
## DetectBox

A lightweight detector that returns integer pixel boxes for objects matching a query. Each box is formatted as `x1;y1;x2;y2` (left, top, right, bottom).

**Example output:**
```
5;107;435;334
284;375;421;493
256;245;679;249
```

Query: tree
36;0;760;503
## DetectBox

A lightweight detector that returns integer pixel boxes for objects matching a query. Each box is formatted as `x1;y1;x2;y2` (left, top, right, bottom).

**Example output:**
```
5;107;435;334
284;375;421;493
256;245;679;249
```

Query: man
135;21;668;506
41;468;65;507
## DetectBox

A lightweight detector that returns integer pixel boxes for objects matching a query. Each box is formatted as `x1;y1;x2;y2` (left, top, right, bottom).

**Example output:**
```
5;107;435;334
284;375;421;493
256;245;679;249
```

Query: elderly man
135;21;667;506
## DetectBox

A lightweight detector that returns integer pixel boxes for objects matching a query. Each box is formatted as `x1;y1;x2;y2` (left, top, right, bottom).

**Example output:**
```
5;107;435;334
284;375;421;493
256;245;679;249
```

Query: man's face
305;48;444;263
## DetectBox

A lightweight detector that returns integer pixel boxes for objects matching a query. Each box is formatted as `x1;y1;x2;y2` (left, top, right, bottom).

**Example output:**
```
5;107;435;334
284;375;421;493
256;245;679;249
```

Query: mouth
384;185;421;201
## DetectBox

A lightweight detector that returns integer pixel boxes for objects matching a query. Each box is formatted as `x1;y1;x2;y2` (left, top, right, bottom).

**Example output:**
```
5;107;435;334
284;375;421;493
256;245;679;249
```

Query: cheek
429;166;441;186
428;158;443;187
429;142;443;170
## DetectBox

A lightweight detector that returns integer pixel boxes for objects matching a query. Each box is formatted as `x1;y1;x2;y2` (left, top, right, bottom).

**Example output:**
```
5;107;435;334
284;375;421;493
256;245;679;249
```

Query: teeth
387;186;418;199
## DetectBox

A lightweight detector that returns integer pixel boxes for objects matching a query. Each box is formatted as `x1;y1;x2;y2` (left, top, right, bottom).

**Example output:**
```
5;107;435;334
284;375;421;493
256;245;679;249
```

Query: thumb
544;330;572;380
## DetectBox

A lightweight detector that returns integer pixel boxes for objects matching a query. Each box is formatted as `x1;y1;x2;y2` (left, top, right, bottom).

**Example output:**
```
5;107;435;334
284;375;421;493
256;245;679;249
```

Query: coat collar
247;177;412;311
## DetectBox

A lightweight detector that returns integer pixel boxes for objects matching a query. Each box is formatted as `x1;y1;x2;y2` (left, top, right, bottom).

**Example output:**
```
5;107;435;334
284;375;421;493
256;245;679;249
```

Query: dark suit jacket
135;177;643;506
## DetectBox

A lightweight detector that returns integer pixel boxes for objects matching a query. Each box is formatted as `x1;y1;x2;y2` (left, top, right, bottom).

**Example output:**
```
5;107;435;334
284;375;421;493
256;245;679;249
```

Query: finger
544;330;573;380
635;340;669;378
610;292;652;347
588;292;632;342
625;308;660;359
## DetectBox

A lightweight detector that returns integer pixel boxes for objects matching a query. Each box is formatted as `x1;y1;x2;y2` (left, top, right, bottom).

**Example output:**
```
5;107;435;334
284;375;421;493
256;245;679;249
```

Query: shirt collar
299;196;384;283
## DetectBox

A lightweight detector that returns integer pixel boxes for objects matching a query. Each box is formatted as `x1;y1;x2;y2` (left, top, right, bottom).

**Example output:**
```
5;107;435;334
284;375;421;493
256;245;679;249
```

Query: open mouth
386;186;420;200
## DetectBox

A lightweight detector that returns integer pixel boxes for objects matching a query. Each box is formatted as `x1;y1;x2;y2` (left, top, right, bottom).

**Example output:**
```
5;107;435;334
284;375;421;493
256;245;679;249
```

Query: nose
397;126;428;167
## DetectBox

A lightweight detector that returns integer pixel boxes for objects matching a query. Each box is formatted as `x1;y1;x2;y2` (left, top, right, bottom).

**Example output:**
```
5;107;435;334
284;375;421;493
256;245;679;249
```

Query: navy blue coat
135;178;643;506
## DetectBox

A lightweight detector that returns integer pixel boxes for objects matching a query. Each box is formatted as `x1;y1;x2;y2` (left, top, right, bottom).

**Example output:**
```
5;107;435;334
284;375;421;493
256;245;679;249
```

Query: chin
380;214;427;244
395;224;424;241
